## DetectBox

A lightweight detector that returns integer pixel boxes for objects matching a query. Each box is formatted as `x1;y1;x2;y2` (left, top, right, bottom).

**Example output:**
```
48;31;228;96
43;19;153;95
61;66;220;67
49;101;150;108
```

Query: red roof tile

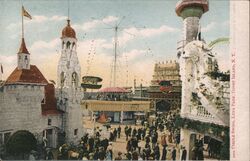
5;65;48;84
42;83;64;116
18;38;30;54
98;87;130;93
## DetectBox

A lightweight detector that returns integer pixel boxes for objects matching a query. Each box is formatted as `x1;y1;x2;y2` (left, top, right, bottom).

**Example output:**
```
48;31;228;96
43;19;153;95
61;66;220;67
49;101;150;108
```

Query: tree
6;130;37;159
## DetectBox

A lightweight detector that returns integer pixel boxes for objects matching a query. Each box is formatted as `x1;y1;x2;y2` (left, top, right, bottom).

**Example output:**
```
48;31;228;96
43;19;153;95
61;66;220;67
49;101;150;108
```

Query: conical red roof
18;38;30;54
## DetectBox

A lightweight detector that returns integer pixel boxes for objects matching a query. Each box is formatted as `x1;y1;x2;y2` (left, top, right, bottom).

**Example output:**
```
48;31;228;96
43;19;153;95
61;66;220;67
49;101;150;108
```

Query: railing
177;40;187;50
196;105;213;118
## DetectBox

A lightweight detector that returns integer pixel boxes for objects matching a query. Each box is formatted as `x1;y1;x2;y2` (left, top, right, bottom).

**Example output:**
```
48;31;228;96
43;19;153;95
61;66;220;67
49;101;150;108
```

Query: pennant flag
22;6;32;19
0;64;3;74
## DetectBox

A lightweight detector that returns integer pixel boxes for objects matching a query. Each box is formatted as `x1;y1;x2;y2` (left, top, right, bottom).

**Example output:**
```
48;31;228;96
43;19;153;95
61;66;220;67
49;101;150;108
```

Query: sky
0;0;230;87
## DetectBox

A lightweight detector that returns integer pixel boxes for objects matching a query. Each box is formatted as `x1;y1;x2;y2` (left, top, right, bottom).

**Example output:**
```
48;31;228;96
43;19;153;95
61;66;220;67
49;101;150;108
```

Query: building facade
0;38;63;151
175;0;230;159
0;19;85;153
56;19;84;144
148;60;182;112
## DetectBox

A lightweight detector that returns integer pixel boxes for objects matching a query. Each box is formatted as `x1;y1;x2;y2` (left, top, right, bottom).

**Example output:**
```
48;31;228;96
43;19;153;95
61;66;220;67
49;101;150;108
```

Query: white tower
17;38;30;70
176;0;209;58
57;19;83;144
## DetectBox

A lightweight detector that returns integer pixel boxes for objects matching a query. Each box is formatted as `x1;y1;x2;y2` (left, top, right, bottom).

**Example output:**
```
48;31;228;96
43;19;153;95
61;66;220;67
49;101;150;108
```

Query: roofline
4;82;47;86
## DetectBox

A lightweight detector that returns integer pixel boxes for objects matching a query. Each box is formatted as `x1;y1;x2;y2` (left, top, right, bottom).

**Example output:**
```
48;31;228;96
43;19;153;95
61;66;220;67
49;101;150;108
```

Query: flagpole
0;64;2;81
22;6;24;38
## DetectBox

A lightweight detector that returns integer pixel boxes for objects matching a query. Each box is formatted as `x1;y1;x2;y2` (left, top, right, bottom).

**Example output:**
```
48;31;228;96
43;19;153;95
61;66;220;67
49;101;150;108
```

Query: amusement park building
148;60;182;112
0;18;84;151
175;0;230;159
81;87;151;123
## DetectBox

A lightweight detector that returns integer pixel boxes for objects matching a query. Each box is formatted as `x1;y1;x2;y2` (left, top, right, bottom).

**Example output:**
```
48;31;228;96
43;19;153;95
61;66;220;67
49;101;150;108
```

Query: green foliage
174;116;230;159
174;116;229;138
206;71;230;81
220;131;230;160
6;130;37;155
208;38;229;48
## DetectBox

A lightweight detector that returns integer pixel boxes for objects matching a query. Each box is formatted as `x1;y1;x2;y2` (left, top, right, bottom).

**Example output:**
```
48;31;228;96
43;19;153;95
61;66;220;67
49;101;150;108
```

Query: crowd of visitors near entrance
39;110;187;160
23;108;221;160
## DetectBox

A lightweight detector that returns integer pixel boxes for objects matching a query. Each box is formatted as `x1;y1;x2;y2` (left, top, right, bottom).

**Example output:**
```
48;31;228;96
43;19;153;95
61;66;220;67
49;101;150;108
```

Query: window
47;129;53;135
74;129;78;136
41;98;45;104
4;132;11;144
72;72;78;87
48;119;52;126
62;41;65;49
60;72;65;87
66;41;71;49
0;133;3;146
25;55;28;60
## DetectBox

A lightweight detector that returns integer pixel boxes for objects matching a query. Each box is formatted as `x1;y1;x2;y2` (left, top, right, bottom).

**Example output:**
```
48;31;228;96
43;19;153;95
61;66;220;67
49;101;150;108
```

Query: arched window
62;41;65;49
72;42;75;50
72;72;78;87
66;41;71;49
60;72;65;87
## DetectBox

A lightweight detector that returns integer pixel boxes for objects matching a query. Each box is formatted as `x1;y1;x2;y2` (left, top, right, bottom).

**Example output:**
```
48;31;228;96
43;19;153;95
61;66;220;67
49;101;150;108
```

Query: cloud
6;15;67;30
0;34;156;88
30;38;61;52
122;49;147;61
118;25;179;45
0;55;17;79
213;45;230;72
201;22;216;32
72;16;119;32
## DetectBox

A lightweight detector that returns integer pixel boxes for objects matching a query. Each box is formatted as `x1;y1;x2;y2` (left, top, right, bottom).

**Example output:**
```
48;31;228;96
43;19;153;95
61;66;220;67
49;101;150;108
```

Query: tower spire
22;6;24;38
67;0;70;20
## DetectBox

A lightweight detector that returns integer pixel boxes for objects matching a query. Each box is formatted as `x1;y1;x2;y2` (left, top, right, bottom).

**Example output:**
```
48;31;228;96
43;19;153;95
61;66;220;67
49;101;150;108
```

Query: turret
17;38;30;70
176;0;209;58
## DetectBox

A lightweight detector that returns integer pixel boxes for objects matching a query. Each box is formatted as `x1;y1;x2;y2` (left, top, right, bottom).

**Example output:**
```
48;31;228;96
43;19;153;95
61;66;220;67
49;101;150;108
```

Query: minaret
57;19;83;143
176;0;209;45
17;38;30;70
175;1;209;159
57;19;81;89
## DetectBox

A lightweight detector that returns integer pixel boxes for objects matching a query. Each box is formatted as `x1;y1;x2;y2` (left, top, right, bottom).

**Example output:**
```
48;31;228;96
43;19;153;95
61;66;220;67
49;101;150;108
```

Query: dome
61;19;76;39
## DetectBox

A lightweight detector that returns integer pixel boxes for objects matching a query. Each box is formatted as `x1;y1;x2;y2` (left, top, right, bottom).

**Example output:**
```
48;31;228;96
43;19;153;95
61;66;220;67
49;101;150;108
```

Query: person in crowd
117;126;121;138
154;143;160;160
161;145;167;160
172;147;176;161
181;146;187;161
115;152;123;160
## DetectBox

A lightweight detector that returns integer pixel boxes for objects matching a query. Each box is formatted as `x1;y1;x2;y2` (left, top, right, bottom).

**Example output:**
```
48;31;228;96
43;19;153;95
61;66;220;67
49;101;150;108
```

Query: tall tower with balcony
57;19;84;144
175;1;230;160
176;0;209;57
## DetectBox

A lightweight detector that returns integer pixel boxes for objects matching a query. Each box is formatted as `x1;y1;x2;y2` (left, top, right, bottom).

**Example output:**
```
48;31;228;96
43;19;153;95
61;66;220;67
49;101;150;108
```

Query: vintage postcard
0;0;249;160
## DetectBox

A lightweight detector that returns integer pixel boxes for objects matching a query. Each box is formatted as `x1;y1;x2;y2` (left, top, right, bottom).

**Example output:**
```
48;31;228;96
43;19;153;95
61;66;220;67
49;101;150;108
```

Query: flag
22;6;32;19
0;64;3;74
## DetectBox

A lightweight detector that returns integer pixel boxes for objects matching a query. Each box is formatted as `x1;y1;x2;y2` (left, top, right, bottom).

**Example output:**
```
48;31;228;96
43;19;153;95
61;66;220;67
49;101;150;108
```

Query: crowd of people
26;108;225;160
51;112;187;161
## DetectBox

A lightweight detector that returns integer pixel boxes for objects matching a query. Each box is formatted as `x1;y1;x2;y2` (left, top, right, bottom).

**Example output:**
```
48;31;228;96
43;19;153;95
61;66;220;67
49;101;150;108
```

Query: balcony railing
177;40;187;50
196;105;213;118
